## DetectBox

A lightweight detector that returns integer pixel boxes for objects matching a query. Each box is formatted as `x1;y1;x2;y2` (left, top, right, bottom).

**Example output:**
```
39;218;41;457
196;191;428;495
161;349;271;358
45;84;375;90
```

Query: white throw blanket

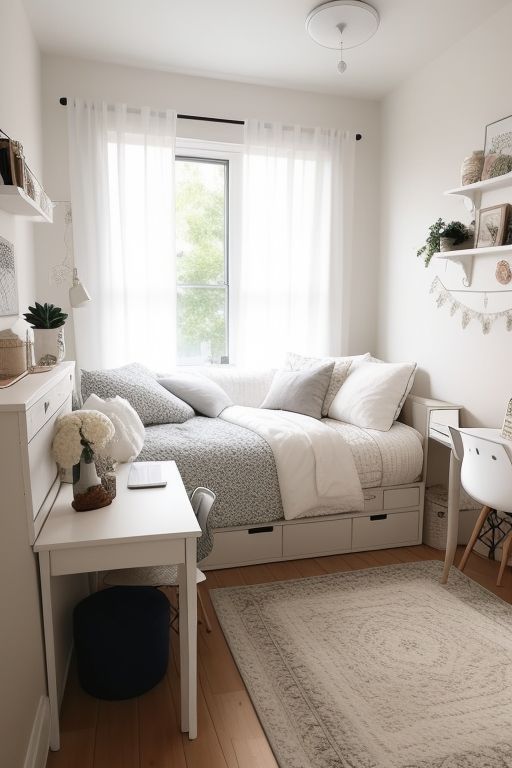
221;406;364;520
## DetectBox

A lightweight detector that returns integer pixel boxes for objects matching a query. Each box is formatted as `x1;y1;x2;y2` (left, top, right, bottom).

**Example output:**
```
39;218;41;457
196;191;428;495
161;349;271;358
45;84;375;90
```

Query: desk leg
441;450;461;584
39;551;60;751
178;540;197;739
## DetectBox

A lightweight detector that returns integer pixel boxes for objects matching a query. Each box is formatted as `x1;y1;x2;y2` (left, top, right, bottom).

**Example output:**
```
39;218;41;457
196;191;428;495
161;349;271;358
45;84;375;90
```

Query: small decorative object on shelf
501;398;512;440
461;150;484;186
496;260;512;285
417;218;472;267
23;301;67;367
0;329;28;388
489;154;512;179
475;204;509;249
52;410;116;511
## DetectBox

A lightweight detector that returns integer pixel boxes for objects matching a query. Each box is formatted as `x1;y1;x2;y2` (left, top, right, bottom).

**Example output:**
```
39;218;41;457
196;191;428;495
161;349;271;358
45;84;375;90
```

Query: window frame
175;138;242;365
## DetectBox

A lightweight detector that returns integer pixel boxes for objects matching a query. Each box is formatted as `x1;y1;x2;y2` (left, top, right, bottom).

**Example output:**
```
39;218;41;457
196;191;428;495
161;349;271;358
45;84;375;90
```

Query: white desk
34;461;201;750
440;428;510;583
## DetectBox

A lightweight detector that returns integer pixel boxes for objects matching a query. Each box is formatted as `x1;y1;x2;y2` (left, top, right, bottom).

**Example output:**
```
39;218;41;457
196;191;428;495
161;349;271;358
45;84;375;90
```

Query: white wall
0;4;46;766
379;3;512;429
39;54;381;362
0;0;42;332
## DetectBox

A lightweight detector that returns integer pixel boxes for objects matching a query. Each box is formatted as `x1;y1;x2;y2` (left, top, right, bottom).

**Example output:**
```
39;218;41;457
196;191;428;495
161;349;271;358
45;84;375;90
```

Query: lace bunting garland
430;276;512;334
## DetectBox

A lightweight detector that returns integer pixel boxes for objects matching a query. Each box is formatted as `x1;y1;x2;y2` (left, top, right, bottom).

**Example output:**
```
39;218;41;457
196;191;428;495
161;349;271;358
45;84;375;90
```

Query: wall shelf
0;185;53;223
435;244;512;285
445;171;512;206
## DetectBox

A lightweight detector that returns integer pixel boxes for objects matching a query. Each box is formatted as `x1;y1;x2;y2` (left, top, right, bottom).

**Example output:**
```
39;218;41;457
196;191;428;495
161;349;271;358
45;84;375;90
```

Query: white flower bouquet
53;410;117;511
53;410;115;467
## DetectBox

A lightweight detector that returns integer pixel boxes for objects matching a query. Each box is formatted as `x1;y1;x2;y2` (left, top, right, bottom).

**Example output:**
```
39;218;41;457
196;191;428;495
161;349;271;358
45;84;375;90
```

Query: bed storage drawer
205;525;283;566
352;510;420;549
383;487;420;510
283;518;352;558
363;489;383;512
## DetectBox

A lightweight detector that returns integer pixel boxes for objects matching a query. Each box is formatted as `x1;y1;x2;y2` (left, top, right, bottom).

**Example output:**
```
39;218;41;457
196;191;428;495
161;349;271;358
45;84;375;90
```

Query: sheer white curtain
233;120;355;367
67;98;176;370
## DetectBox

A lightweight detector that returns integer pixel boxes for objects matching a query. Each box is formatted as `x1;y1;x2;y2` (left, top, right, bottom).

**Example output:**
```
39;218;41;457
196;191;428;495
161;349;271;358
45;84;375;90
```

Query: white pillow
327;360;417;431
158;372;232;417
82;394;145;462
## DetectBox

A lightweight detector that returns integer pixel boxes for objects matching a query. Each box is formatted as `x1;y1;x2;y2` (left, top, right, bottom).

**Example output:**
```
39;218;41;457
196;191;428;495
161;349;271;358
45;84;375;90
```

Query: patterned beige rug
211;561;512;768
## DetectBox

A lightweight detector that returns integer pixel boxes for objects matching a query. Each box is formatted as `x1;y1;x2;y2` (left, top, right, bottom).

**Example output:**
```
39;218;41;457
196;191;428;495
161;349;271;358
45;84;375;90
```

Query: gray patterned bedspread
139;417;284;529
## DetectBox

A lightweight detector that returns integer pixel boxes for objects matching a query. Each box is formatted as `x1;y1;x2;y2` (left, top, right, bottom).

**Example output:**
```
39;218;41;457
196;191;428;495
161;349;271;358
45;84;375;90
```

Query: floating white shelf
445;171;512;205
435;244;512;285
0;185;53;223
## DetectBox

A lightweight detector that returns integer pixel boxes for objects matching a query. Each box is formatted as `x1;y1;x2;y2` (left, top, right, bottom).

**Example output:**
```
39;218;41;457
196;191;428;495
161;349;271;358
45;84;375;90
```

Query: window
175;156;229;365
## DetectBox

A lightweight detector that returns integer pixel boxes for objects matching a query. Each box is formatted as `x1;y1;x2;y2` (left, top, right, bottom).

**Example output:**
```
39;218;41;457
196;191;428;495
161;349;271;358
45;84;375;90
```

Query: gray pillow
158;373;232;417
81;362;194;426
260;361;335;420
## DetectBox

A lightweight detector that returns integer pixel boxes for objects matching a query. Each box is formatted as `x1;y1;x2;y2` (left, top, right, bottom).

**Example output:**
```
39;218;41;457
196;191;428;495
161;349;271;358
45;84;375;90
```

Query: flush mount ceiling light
306;0;380;75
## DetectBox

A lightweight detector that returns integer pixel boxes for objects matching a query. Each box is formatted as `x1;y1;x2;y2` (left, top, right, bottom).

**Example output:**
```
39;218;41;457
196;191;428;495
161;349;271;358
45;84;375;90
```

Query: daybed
81;362;450;569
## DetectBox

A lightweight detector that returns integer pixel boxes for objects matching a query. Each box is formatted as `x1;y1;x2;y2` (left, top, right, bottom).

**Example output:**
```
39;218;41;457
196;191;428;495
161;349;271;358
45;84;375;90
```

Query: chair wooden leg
497;531;512;586
458;506;492;573
198;587;212;633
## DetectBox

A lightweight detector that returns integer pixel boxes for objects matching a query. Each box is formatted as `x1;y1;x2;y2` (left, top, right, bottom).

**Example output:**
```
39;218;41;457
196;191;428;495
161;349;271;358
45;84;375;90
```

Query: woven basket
0;337;28;377
423;484;480;549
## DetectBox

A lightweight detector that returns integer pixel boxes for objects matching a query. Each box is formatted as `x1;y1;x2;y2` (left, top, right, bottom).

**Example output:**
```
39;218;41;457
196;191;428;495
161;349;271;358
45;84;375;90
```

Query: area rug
210;561;512;768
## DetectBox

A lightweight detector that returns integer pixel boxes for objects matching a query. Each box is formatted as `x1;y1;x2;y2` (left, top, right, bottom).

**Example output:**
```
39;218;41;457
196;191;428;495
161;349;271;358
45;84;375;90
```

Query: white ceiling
23;0;509;98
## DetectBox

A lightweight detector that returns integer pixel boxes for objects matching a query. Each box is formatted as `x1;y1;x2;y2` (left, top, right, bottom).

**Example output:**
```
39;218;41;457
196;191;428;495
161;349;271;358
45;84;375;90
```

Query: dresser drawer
26;370;74;441
283;517;352;558
28;396;71;521
352;510;420;550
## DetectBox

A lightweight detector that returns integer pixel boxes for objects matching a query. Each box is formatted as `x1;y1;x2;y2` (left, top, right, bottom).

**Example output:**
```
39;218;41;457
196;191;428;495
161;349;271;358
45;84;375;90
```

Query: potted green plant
417;218;472;267
23;302;68;367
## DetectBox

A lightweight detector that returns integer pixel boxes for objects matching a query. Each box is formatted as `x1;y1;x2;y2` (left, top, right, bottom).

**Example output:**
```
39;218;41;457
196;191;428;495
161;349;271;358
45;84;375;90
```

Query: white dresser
0;362;75;544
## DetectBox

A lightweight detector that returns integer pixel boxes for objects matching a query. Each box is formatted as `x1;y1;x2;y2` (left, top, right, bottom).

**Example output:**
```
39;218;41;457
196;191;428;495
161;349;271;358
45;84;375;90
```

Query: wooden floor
47;545;512;768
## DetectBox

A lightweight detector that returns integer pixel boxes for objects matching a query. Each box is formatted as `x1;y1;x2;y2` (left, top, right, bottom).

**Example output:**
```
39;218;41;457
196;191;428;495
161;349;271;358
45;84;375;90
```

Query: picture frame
502;397;512;440
484;114;512;158
0;235;18;317
475;204;509;249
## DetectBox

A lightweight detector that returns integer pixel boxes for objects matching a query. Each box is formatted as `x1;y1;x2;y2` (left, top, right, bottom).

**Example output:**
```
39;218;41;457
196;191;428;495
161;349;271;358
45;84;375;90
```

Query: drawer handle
364;494;377;501
370;514;387;521
248;526;274;534
44;401;50;413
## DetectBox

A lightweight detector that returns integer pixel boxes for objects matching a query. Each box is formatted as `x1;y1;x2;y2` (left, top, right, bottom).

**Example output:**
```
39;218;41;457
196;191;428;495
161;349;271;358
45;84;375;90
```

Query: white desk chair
449;427;512;585
104;487;215;632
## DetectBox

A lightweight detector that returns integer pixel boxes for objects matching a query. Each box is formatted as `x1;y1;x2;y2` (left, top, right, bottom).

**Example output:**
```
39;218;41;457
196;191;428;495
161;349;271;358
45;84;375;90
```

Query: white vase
73;457;101;495
32;327;65;367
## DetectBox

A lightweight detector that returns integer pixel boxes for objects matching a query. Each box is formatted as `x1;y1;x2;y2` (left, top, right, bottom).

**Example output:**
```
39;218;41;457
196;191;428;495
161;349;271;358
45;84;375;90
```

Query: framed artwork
475;204;509;249
484;114;512;157
502;398;512;440
0;236;18;316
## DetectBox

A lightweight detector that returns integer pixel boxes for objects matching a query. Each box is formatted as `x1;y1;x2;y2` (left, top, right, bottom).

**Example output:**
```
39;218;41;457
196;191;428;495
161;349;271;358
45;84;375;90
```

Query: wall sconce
69;268;91;308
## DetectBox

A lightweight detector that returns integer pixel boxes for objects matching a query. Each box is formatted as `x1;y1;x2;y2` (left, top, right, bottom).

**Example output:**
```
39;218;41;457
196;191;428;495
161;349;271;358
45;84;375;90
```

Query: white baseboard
23;696;50;768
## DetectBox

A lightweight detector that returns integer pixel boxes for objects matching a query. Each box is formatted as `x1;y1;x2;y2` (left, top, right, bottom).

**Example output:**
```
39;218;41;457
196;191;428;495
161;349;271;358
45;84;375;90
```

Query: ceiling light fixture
306;0;380;75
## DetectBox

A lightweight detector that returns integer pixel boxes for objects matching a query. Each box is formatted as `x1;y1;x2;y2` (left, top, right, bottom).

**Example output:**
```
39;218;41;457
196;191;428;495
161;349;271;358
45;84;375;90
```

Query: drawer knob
44;401;50;413
370;514;387;521
364;494;376;501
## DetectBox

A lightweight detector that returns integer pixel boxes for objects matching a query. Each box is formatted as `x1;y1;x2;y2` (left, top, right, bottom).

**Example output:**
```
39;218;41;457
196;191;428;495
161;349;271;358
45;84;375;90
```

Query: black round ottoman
73;586;170;700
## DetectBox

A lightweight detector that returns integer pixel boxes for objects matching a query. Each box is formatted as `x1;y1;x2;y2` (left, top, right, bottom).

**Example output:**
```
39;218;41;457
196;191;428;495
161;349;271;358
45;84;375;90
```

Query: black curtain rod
59;97;362;139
